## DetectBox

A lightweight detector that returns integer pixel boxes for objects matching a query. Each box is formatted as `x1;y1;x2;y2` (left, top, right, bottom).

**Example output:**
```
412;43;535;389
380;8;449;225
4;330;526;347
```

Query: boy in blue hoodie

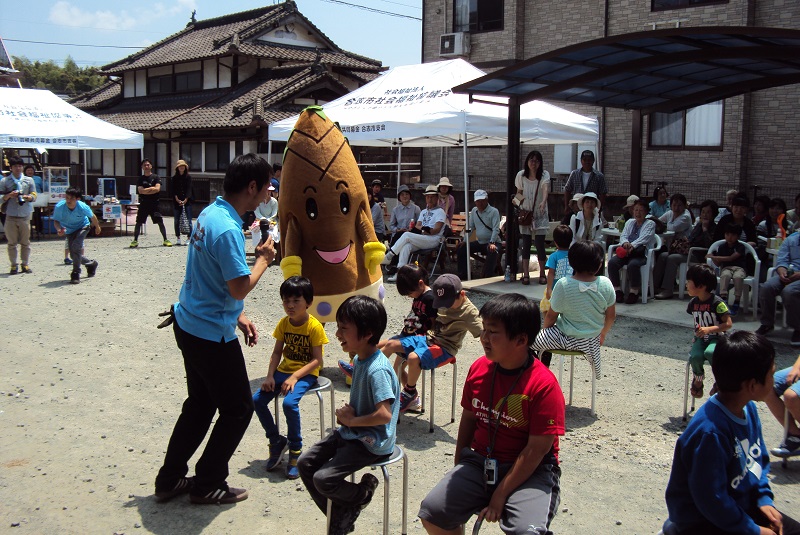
664;331;800;535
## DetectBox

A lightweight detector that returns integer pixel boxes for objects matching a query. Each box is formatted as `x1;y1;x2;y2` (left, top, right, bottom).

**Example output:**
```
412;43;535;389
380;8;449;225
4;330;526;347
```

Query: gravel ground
1;230;798;534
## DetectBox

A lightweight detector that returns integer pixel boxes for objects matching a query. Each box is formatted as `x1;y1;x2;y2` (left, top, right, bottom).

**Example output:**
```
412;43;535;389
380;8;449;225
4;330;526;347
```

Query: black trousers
155;321;254;493
457;241;500;280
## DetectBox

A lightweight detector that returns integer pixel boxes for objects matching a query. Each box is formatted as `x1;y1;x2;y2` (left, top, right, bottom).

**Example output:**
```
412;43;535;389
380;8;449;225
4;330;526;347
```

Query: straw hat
424;185;439;195
175;159;188;171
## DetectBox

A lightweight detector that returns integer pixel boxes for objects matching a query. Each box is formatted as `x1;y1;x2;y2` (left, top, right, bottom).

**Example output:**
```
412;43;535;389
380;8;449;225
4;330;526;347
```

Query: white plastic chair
766;267;790;328
705;240;761;319
608;234;662;304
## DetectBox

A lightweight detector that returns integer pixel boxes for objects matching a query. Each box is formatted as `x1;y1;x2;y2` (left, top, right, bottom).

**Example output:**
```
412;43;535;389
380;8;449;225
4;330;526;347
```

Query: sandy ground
1;229;799;535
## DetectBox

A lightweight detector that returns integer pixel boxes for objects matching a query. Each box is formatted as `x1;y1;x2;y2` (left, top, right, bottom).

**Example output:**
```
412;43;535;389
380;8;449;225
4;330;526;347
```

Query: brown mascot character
279;106;385;322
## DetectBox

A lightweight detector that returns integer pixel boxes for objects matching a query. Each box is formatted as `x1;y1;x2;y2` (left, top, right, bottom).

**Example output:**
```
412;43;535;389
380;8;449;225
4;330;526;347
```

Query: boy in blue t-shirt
253;276;328;479
664;331;800;535
544;225;574;301
52;187;101;284
298;296;400;535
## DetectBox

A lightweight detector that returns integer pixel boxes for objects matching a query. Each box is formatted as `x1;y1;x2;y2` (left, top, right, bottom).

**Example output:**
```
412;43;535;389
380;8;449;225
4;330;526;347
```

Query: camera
16;190;25;205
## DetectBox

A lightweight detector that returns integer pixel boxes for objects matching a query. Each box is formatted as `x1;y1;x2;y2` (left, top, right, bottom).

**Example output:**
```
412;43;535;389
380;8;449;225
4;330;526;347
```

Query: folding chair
410;236;447;277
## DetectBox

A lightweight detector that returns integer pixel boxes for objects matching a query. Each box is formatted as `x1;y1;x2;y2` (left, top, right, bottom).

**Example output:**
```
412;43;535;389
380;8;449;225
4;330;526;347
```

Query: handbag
179;206;191;235
669;236;689;255
517;208;533;227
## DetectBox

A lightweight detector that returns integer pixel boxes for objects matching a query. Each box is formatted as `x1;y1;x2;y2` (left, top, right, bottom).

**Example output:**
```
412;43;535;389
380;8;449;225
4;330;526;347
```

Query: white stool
273;375;336;440
326;445;409;535
420;360;458;433
552;350;596;417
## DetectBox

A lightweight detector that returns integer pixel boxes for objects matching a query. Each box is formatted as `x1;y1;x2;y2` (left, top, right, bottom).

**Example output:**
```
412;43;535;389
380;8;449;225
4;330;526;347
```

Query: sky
0;0;422;70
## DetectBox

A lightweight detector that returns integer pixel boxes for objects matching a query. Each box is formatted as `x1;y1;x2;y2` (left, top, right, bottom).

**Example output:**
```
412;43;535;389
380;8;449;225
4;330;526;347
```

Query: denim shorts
774;367;800;397
397;335;454;370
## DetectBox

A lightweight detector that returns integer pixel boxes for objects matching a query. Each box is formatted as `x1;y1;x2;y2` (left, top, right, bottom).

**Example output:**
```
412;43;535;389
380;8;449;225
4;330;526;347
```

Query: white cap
474;189;488;201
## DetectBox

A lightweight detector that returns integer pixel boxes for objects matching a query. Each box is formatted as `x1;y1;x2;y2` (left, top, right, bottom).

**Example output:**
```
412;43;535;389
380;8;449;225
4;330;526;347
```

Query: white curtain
685;101;723;146
454;0;471;32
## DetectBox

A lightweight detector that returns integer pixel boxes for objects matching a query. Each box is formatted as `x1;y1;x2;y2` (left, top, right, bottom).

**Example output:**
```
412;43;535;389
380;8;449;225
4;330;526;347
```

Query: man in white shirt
383;185;446;282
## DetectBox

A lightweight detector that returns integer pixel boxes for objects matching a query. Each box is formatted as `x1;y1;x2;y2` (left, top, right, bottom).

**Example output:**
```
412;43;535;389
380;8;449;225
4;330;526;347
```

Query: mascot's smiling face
301;179;354;265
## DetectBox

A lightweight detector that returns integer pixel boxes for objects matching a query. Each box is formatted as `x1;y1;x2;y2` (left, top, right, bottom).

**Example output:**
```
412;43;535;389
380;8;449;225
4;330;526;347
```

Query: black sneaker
615;289;624;303
154;476;194;503
189;485;248;505
357;473;379;509
771;435;800;457
755;324;774;336
540;351;552;367
265;435;288;471
86;260;98;278
70;272;80;284
329;504;360;535
792;329;800;348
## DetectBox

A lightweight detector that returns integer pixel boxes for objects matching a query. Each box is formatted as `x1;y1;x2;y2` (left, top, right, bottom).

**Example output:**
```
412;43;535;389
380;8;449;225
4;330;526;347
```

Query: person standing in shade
153;154;276;505
170;160;193;246
563;150;607;213
52;187;101;284
130;158;171;248
1;156;37;274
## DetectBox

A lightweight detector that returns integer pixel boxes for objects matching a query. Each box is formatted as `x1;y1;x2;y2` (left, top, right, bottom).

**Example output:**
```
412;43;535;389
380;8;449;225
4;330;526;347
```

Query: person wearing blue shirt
52;187;101;284
757;231;800;346
664;331;800;535
299;295;399;535
154;154;277;506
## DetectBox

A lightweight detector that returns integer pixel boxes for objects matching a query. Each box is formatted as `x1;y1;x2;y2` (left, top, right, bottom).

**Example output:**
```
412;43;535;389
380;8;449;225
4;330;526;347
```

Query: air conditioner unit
440;32;470;57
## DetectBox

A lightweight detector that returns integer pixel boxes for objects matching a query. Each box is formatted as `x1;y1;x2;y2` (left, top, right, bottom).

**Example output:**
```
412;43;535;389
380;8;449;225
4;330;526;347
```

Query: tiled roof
101;1;381;74
77;66;350;132
70;80;121;109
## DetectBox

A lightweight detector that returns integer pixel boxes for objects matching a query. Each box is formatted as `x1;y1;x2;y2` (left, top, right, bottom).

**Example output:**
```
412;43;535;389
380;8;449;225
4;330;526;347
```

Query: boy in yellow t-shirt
253;276;328;479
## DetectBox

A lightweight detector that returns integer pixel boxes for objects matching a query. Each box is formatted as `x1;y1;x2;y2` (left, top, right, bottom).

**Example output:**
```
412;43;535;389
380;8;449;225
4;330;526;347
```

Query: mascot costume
279;106;386;323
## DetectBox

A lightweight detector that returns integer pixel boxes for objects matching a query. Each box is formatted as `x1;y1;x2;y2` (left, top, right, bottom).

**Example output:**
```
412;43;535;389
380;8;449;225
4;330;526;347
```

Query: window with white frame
649;101;723;149
454;0;503;33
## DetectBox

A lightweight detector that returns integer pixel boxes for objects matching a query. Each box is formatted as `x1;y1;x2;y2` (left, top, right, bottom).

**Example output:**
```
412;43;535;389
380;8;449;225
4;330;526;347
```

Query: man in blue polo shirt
154;154;276;506
52;187;101;284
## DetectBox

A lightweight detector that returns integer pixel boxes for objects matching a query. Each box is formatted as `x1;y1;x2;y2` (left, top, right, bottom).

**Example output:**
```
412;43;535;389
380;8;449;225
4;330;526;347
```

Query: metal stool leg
429;368;436;433
381;465;390;535
783;407;791;469
568;354;575;406
558;352;564;386
329;382;336;436
682;361;691;421
315;389;325;440
451;361;457;423
402;450;408;535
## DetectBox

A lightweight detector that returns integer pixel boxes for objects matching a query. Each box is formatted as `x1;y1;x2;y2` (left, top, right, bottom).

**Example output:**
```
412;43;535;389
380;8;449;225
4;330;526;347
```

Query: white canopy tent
0;87;144;192
268;59;599;279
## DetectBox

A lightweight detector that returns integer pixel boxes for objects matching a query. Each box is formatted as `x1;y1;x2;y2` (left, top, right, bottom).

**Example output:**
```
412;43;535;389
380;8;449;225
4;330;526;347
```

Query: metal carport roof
451;26;800;279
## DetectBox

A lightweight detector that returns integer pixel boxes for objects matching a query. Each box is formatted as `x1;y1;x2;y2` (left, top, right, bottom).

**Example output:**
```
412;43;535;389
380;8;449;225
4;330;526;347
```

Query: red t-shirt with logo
461;356;565;464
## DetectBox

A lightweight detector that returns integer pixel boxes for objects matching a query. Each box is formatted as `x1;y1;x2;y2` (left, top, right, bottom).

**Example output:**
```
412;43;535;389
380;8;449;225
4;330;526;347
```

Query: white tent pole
268;140;273;163
83;149;88;195
397;143;402;191
463;114;471;281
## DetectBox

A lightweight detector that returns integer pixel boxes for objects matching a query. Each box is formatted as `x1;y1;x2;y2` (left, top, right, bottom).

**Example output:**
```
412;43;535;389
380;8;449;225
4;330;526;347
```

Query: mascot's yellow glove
280;256;302;280
363;242;386;274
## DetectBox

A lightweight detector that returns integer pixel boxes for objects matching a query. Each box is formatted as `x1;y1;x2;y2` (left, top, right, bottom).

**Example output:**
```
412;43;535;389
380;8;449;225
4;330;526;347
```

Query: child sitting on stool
532;240;615;378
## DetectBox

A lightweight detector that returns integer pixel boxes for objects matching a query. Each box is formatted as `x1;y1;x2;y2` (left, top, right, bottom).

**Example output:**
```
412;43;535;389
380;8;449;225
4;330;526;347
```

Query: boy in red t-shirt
418;293;565;534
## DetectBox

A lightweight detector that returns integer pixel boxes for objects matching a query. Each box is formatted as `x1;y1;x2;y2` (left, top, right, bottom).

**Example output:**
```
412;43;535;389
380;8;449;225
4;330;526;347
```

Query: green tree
12;55;106;96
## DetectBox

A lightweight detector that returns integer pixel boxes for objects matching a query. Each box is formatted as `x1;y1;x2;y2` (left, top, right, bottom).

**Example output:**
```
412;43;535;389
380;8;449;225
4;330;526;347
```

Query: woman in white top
653;193;694;299
514;150;550;285
569;192;605;246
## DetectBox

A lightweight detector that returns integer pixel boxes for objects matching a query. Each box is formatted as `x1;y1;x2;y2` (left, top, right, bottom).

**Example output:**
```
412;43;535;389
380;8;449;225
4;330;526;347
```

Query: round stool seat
309;375;332;392
374;445;404;467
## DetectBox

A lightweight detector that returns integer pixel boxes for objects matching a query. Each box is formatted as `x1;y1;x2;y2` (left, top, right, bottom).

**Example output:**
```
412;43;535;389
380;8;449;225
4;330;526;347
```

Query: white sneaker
176;237;182;246
386;274;397;282
405;396;422;413
381;251;394;265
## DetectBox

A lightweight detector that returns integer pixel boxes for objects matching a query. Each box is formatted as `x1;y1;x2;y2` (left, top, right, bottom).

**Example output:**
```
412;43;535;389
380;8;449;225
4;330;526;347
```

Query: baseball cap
623;195;639;208
432;274;463;309
371;179;383;187
474;189;488;201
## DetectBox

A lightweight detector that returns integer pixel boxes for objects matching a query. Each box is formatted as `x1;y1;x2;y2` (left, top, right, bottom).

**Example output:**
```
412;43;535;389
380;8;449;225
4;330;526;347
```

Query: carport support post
630;109;642;195
506;100;521;280
463;115;471;281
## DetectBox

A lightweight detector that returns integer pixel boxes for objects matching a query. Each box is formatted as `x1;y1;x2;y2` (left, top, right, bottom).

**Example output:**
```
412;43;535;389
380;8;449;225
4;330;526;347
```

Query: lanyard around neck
486;357;530;457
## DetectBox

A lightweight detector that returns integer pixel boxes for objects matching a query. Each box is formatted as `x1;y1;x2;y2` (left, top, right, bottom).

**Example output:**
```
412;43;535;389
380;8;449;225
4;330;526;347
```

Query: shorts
774;367;800;398
418;448;560;533
397;335;454;370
